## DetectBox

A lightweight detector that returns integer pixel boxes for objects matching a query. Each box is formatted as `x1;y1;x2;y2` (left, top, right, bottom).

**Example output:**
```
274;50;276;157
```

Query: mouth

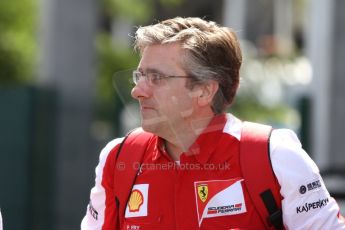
139;100;155;110
138;104;167;125
139;104;157;116
140;105;155;111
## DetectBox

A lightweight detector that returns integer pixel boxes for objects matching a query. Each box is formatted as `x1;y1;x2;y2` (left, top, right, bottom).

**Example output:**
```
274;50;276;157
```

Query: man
81;17;345;229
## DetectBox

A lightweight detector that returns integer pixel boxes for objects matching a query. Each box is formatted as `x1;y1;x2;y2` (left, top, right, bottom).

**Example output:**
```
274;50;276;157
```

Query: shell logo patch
125;184;149;218
194;178;246;226
128;189;144;212
198;184;208;202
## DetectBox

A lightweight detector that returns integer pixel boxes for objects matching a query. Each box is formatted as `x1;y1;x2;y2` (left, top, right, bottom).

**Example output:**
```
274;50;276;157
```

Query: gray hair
134;17;242;114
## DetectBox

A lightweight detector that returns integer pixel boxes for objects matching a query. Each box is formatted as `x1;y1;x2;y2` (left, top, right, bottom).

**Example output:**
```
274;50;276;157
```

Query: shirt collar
185;114;227;164
152;136;163;161
151;114;228;163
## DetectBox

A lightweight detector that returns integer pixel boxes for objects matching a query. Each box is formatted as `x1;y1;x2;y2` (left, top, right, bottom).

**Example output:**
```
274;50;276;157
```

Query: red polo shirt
82;114;345;230
122;114;265;229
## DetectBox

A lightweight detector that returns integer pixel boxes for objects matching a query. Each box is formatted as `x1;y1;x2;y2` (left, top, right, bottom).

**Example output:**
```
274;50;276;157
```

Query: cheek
153;86;195;114
170;96;179;105
154;95;179;111
170;94;195;117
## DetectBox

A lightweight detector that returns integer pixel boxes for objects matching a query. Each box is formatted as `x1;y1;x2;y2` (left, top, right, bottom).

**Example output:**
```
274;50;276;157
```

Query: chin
141;119;161;134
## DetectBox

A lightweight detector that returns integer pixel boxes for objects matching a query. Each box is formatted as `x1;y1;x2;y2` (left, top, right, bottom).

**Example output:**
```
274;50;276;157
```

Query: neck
163;114;215;161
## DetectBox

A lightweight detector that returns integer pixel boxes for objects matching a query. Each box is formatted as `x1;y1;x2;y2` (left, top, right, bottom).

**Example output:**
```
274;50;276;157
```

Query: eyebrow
137;67;165;75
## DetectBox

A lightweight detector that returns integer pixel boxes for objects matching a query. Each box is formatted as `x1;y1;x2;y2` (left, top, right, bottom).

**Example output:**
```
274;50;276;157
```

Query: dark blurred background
1;0;344;229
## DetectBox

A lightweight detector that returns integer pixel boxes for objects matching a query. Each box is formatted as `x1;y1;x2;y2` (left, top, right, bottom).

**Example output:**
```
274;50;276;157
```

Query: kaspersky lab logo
296;198;329;213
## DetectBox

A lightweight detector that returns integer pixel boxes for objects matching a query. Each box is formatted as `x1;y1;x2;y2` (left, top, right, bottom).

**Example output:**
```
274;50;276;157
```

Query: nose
131;80;151;99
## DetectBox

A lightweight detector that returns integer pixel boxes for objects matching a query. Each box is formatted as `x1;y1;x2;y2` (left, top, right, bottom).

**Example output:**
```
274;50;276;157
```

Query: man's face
131;44;199;135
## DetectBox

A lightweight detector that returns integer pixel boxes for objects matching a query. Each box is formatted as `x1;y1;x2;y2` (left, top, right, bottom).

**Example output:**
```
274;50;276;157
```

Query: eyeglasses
132;70;192;86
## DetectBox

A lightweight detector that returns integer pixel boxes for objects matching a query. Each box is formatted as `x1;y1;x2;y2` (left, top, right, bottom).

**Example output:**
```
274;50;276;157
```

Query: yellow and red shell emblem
128;189;144;212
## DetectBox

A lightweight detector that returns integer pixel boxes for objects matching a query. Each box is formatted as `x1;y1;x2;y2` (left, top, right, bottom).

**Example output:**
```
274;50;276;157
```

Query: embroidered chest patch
125;184;149;218
194;178;247;226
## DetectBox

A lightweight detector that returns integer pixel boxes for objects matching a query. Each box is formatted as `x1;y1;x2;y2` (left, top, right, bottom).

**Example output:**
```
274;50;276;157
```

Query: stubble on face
135;44;198;136
139;93;195;139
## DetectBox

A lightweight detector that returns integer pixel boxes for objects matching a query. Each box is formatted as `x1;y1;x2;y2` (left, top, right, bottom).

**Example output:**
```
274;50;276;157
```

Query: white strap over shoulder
0;209;3;230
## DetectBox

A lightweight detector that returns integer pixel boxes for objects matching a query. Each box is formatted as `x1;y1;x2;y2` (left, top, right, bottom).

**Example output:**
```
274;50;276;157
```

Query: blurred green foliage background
0;0;37;85
0;0;299;130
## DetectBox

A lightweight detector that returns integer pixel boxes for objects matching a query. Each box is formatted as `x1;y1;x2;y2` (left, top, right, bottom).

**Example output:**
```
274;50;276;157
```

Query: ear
196;80;219;107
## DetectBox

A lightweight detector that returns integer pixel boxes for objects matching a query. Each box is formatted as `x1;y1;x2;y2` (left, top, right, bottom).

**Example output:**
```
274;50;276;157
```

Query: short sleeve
270;129;345;229
81;138;124;230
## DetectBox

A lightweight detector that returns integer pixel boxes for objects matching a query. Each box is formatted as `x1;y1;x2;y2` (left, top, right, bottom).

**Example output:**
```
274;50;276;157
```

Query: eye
132;71;144;85
149;72;164;85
